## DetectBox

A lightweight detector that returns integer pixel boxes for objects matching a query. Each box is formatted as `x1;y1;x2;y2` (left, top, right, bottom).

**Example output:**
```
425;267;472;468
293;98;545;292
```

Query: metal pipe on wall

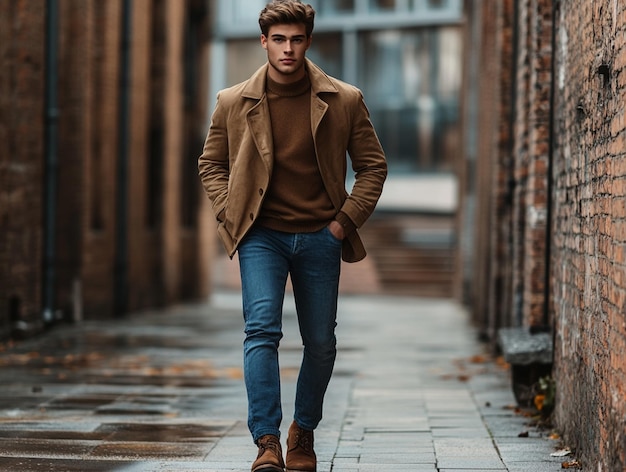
43;0;59;325
544;0;559;330
114;0;132;317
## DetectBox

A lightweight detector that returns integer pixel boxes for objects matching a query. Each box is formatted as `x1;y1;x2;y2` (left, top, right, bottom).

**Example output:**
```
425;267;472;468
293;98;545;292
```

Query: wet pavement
0;290;567;471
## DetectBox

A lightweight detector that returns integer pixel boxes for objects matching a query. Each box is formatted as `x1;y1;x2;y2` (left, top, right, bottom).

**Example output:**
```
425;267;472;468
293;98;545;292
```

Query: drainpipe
43;0;59;325
544;0;560;329
114;0;132;317
510;0;521;327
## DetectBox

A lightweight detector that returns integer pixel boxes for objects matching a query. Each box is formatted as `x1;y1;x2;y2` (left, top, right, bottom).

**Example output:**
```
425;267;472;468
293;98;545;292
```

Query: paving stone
437;456;507;469
0;438;96;458
88;441;214;460
359;451;436;463
439;469;507;472
506;462;570;472
0;458;157;472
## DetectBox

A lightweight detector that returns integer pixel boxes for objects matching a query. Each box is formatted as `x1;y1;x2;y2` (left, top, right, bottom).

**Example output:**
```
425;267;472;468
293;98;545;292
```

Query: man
198;1;386;470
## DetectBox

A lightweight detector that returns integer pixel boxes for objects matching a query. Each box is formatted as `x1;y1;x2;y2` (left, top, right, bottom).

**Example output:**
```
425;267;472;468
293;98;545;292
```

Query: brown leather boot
251;434;285;472
285;421;316;472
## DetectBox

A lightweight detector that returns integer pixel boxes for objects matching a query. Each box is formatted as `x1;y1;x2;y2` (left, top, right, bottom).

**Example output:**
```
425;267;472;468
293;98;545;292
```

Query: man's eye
293;39;303;44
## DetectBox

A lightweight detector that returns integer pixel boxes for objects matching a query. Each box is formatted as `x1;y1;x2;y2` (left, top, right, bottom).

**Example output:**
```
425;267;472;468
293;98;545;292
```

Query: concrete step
360;213;456;297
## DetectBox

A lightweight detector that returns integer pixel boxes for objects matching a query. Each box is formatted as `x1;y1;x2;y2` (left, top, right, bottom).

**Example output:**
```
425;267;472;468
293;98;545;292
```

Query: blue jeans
237;225;342;442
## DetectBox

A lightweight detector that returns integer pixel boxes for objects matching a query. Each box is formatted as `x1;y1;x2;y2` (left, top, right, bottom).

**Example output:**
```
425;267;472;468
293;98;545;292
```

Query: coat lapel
246;98;273;173
306;58;337;137
242;64;273;173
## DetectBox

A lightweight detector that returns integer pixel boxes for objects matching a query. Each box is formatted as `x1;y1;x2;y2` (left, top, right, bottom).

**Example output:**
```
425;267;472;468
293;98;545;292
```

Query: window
358;27;461;172
370;0;401;11
226;39;267;86
308;33;344;79
223;0;267;26
428;0;446;8
317;0;354;15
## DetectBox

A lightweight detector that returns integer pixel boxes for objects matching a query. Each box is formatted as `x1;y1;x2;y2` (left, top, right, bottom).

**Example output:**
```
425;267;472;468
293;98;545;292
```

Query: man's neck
267;63;307;84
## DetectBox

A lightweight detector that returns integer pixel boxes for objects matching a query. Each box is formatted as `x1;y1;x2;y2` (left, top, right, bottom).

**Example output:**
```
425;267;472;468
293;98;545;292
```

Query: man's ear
260;34;268;50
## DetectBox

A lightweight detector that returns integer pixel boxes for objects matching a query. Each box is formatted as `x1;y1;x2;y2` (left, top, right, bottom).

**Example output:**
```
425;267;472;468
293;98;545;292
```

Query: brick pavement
0;291;568;471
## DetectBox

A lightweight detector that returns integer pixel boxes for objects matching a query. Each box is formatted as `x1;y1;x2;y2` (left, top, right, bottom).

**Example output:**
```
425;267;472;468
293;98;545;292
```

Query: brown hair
258;0;316;37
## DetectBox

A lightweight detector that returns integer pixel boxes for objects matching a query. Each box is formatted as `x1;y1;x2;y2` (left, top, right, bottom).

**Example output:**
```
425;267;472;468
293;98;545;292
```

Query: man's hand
327;220;345;240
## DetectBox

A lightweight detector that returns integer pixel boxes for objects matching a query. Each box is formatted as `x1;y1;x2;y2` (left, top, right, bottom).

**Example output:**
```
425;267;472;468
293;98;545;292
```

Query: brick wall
0;1;46;335
459;0;515;341
460;0;626;469
460;0;552;338
551;1;626;469
0;0;213;332
56;0;121;318
513;0;552;328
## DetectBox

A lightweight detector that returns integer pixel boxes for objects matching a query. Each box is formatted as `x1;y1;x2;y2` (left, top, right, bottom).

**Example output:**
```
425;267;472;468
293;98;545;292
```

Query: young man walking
198;1;387;470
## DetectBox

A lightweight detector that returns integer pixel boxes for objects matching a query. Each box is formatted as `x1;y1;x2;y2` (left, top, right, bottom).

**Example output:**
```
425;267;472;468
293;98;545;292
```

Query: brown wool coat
198;59;387;263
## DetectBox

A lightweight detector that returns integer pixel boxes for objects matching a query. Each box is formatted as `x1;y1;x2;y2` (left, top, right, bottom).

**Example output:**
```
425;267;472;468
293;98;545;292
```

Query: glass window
358;27;461;172
411;0;450;11
317;0;354;15
227;0;267;25
369;0;398;11
226;39;267;86
308;33;344;79
428;0;446;8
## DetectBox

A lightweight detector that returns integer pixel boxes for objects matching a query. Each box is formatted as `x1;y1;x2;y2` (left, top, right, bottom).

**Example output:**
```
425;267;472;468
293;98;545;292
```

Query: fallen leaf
469;354;488;364
495;356;510;369
534;394;546;411
561;460;581;469
549;432;561;440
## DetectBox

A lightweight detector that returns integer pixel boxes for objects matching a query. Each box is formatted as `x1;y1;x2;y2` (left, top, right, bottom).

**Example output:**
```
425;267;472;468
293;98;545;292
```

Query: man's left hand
328;220;345;240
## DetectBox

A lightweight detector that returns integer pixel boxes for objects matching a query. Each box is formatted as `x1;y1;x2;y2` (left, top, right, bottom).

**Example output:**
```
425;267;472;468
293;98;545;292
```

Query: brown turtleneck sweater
257;73;341;233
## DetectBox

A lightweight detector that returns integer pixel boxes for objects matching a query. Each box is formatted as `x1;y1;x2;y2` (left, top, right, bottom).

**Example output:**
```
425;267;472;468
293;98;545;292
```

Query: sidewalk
0;291;566;471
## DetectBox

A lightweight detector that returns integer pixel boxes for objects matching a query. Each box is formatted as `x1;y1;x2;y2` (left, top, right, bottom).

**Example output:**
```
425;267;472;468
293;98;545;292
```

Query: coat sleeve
341;90;387;228
198;92;230;222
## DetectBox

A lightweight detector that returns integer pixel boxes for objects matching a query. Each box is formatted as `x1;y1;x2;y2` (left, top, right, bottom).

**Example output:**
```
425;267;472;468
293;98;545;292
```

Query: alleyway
0;289;566;471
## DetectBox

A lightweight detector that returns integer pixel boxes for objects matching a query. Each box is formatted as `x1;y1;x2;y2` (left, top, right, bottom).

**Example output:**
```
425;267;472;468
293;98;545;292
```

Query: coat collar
242;58;338;99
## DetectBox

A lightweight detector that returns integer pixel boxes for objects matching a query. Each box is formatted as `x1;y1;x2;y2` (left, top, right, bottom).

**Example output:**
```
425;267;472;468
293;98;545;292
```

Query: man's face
261;23;312;84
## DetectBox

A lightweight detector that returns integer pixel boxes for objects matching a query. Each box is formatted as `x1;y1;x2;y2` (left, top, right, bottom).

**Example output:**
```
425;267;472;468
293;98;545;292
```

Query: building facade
0;0;214;335
458;1;626;469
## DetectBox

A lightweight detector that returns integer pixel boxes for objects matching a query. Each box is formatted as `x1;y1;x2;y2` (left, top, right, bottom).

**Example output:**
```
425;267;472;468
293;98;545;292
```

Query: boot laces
257;435;281;455
295;428;313;452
